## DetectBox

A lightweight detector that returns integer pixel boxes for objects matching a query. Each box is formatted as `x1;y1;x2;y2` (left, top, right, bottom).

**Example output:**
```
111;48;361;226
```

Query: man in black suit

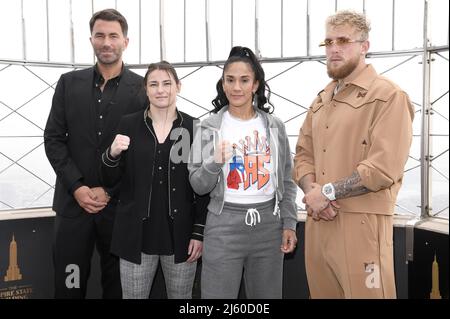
44;9;147;298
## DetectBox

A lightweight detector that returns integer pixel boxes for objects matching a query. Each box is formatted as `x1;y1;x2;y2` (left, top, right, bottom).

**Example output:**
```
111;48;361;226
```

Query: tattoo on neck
333;171;370;200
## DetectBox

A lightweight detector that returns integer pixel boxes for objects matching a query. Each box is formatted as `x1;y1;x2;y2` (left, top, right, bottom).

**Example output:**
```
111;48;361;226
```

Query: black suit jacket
44;66;147;217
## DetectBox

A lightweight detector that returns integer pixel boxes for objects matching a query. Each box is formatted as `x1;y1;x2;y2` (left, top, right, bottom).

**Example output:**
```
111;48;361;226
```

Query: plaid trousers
120;253;197;299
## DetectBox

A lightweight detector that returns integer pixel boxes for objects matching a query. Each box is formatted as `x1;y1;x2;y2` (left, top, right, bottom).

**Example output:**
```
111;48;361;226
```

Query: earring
252;92;258;108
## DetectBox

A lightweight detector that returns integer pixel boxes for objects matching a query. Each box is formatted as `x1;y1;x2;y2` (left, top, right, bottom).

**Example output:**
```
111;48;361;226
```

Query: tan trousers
305;212;396;299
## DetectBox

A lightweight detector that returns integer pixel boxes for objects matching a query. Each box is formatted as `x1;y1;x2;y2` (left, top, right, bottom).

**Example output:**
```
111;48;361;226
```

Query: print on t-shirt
226;129;271;191
221;111;275;203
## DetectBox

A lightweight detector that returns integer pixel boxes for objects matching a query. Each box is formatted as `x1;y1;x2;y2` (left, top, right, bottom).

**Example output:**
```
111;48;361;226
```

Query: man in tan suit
293;10;414;298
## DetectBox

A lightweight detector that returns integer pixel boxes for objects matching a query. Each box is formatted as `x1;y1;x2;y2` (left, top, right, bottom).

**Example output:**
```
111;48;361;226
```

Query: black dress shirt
93;65;123;142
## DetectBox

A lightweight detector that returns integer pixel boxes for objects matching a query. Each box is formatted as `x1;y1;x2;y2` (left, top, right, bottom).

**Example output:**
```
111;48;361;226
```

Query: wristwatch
322;183;336;201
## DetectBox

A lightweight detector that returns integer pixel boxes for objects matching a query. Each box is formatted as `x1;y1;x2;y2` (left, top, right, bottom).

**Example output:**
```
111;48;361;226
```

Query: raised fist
214;140;233;164
110;134;130;158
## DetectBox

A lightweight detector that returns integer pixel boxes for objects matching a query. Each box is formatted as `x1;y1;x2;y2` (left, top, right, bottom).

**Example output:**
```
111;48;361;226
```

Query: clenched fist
110;134;130;158
214;140;233;164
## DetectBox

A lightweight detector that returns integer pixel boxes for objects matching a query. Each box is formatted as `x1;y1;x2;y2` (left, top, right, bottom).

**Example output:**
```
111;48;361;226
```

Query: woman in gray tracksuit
188;46;298;299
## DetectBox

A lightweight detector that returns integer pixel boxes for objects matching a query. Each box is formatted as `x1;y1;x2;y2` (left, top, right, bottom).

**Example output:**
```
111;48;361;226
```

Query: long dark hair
211;46;273;114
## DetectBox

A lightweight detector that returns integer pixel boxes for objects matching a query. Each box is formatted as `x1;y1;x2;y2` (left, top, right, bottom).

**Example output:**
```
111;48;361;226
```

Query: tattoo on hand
333;171;370;200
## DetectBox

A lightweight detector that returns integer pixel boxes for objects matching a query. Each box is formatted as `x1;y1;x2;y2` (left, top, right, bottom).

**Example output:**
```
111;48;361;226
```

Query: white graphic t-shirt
220;111;275;204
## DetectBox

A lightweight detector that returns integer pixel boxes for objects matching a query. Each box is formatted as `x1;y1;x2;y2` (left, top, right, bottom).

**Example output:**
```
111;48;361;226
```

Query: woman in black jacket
101;61;208;299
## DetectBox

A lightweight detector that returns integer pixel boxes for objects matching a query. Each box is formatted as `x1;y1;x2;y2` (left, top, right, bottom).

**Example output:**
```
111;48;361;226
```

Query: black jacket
44;67;147;217
101;109;208;264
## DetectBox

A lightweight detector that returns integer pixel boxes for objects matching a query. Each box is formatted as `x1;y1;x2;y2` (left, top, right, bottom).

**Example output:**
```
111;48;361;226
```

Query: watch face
324;185;332;195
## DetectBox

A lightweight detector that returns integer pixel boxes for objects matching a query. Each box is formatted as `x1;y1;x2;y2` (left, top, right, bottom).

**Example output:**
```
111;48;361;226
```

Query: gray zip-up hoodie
188;105;298;231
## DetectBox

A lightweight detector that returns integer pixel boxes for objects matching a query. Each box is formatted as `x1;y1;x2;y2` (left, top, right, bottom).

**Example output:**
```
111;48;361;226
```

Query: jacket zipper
167;111;184;219
144;113;157;220
217;169;226;214
265;116;281;216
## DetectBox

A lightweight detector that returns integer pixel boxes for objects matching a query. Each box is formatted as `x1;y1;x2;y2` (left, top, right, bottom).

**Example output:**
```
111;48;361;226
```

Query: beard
327;55;359;80
95;47;122;65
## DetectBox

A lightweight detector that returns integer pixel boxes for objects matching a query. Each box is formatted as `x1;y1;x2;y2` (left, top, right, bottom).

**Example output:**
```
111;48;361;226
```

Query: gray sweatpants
201;199;283;299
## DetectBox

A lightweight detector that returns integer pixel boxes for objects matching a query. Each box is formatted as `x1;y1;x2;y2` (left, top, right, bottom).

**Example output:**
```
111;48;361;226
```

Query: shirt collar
320;64;378;101
93;63;125;87
145;107;182;127
346;64;378;91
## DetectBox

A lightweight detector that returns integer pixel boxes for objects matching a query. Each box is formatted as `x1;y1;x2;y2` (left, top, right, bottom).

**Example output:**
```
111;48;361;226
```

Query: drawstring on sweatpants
273;202;280;218
245;208;261;226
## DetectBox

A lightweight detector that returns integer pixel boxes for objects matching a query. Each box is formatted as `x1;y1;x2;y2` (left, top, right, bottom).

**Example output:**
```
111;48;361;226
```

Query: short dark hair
89;9;128;36
144;61;180;86
212;46;273;114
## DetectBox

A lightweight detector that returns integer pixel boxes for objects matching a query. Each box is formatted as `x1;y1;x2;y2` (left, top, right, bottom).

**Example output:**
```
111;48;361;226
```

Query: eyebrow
148;80;172;84
224;75;251;78
325;36;351;40
93;31;120;36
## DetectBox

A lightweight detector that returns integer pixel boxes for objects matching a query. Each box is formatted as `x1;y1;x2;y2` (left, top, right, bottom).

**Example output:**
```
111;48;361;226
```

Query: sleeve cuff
294;165;316;186
102;147;121;168
191;223;205;241
203;157;223;175
282;218;298;231
357;162;393;192
69;180;84;195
